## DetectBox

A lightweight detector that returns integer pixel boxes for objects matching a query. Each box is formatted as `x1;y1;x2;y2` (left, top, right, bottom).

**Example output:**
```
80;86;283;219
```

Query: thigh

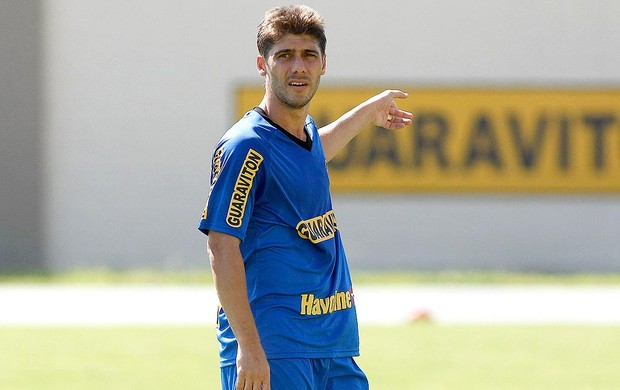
221;360;314;390
326;357;369;390
220;365;237;390
269;358;314;390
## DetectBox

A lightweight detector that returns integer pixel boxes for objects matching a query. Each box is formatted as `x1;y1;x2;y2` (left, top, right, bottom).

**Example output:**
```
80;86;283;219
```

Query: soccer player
198;5;412;390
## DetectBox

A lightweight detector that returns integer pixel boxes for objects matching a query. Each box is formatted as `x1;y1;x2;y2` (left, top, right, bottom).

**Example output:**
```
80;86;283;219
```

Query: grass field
2;270;619;388
3;269;620;285
1;325;619;389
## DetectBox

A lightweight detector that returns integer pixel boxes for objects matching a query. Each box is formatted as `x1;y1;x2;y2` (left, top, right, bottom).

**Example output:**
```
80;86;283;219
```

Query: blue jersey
199;108;360;367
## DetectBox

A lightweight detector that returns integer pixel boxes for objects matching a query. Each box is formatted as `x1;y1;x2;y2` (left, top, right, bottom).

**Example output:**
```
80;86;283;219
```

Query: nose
291;56;306;74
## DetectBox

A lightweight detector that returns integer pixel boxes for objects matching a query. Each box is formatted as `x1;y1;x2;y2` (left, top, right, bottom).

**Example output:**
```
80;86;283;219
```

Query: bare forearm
319;101;374;162
208;234;262;350
207;231;270;387
319;90;413;162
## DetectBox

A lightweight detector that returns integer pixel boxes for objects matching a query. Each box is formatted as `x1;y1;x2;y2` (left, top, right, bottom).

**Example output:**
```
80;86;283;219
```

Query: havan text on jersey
300;288;354;316
226;149;264;227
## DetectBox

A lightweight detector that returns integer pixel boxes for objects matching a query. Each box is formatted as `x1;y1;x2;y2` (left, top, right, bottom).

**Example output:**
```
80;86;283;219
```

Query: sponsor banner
237;87;620;193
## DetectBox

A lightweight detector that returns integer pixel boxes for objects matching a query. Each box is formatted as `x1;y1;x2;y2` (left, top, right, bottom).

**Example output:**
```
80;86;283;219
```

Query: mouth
288;81;308;88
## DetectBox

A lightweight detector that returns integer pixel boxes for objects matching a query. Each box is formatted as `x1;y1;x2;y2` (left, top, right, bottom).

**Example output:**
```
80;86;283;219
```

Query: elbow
207;231;241;271
207;239;224;270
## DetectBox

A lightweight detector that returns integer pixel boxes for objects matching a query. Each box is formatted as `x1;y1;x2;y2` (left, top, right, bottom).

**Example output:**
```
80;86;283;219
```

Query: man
199;5;412;390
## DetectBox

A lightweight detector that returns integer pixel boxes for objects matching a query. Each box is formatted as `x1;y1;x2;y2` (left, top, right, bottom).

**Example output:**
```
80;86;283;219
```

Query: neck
258;97;308;140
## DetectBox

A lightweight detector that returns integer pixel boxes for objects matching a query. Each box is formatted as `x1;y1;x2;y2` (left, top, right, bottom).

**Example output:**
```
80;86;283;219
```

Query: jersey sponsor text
226;149;263;227
300;289;353;316
211;147;224;185
296;210;338;243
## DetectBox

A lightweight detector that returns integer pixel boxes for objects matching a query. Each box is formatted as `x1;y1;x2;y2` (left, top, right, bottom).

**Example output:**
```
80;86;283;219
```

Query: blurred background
2;0;620;274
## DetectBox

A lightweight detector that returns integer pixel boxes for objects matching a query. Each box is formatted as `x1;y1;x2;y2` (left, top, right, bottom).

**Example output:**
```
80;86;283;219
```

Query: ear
257;55;267;77
321;54;326;75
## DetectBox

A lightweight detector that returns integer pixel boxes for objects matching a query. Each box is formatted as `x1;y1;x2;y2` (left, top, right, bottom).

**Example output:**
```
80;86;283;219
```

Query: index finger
385;89;409;99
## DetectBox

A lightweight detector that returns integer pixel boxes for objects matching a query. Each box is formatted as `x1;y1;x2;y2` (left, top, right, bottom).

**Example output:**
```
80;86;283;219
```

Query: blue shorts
220;357;369;390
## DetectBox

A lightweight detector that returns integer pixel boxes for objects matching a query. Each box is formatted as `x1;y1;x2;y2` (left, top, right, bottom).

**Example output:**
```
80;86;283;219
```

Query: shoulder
305;114;318;132
219;110;274;157
210;111;275;180
304;115;320;141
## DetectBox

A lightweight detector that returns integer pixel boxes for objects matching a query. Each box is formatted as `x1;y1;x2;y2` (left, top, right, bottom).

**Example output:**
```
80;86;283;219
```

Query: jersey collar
253;107;313;151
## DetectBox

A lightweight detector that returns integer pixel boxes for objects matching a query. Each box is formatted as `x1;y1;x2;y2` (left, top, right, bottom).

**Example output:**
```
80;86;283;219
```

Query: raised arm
318;90;413;162
207;231;270;390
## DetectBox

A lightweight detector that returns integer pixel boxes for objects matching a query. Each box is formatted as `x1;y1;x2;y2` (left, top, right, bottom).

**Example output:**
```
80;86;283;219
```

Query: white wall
0;1;45;270
43;0;620;271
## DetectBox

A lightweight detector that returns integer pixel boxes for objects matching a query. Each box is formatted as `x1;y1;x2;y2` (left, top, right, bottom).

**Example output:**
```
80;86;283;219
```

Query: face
257;34;326;110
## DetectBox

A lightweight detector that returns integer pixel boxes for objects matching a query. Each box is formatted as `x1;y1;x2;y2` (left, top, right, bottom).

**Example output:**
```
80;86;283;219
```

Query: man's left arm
318;89;413;162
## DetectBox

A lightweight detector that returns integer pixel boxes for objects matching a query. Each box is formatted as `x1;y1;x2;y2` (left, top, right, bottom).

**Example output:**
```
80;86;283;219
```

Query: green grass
1;325;619;389
0;327;220;390
2;268;620;285
358;325;620;390
0;268;215;285
352;270;620;285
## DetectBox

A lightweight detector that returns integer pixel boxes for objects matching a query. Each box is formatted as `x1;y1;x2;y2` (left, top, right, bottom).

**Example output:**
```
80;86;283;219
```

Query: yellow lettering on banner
237;87;620;193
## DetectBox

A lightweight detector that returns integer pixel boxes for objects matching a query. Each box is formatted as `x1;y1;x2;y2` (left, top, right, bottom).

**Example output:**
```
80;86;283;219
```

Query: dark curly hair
257;5;327;57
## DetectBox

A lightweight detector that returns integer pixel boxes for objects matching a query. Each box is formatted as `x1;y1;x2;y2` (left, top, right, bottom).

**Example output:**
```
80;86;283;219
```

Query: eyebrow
273;48;320;57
